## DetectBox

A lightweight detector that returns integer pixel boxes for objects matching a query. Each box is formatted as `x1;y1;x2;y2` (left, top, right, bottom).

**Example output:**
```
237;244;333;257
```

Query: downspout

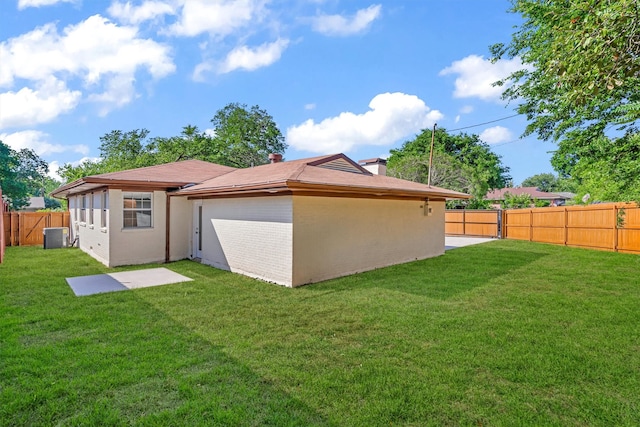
165;192;171;263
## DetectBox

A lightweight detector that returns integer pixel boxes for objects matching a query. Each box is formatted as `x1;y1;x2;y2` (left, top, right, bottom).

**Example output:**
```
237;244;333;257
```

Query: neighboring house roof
52;160;236;198
177;154;470;200
26;197;46;210
555;192;576;200
52;154;470;201
485;187;569;201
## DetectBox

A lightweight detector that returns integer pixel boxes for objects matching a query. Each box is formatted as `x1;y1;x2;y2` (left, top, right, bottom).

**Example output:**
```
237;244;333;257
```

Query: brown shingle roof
52;160;236;198
177;154;470;200
52;154;471;200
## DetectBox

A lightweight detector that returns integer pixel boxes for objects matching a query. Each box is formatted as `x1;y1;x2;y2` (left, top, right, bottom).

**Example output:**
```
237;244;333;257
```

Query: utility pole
427;123;436;186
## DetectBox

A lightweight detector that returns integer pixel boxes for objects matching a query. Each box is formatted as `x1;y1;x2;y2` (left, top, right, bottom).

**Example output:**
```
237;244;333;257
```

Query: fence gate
445;210;501;238
3;212;70;247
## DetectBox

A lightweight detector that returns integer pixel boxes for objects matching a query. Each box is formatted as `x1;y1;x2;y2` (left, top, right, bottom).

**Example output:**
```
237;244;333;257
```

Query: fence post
462;209;466;236
564;207;568;247
529;209;533;241
613;205;618;253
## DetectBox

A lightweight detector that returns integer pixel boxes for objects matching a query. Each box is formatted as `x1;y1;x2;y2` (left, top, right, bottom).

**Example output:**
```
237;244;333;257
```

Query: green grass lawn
1;240;639;426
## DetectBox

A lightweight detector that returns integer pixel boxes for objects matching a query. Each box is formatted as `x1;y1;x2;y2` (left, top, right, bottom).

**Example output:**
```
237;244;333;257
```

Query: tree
387;128;511;199
491;0;640;200
570;132;640;202
0;140;49;210
59;103;288;183
520;173;577;193
501;192;534;209
147;125;213;163
388;151;474;193
209;103;288;168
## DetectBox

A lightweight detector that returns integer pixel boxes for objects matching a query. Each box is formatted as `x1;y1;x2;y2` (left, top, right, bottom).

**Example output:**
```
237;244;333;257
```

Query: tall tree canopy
0;141;50;210
491;0;640;200
208;103;287;168
520;173;577;193
387;128;511;199
59;103;288;183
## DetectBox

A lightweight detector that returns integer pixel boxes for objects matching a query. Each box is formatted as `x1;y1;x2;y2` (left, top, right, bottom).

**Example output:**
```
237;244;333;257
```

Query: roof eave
178;179;471;200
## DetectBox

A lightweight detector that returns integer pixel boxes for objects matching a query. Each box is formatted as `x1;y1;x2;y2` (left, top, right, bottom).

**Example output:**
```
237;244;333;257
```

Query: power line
447;113;521;132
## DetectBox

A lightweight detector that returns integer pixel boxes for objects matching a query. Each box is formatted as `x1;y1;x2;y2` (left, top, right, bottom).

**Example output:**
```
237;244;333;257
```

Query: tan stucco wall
169;196;191;261
291;196;445;286
200;196;294;286
109;190;168;267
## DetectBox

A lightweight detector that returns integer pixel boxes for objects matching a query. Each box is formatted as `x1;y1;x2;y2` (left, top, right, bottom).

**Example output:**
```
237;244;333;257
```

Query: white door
192;200;202;259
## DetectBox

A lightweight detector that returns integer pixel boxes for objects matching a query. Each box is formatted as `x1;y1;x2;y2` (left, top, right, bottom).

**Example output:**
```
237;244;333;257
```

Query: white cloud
460;105;474;114
108;1;176;25
87;74;137;116
439;54;526;102
312;4;381;36
17;0;76;9
0;15;175;124
168;0;266;37
304;103;316;110
454;115;460;123
218;38;289;74
0;130;89;156
286;92;442;153
480;126;513;144
0;78;81;129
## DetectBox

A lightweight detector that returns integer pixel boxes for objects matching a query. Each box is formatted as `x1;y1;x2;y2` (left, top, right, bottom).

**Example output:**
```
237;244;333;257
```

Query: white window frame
88;192;94;227
101;191;108;229
80;194;87;223
123;192;153;229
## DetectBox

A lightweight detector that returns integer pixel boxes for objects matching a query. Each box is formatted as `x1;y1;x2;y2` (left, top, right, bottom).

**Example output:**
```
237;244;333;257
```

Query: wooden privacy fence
503;203;640;254
3;212;70;247
445;209;501;238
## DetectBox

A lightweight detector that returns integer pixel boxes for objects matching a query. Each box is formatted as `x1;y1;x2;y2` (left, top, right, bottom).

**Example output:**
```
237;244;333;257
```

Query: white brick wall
71;191;110;266
200;197;293;286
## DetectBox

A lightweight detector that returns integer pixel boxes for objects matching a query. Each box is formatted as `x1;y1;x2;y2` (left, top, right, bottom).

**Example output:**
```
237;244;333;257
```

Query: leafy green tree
0;140;49;210
520;173;577;193
387;128;511;199
521;173;557;192
571;133;640;202
59;103;288;183
501;192;534;209
208;103;288;168
98;129;157;170
148;125;213;163
388;151;473;193
491;0;639;200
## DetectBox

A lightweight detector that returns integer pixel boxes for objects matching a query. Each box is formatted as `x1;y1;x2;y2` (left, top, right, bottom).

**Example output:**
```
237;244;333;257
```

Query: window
101;191;108;228
123;192;152;228
69;196;76;221
88;192;94;226
80;194;87;223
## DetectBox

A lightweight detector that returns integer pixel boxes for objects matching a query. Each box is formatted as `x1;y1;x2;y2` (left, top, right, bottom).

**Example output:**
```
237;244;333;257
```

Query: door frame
192;200;203;259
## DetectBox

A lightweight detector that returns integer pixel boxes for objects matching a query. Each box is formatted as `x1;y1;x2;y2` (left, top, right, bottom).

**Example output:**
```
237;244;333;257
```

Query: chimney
269;153;283;163
358;158;387;176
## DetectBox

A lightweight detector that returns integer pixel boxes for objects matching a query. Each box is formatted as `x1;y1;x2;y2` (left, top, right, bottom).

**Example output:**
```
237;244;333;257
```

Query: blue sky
0;0;558;185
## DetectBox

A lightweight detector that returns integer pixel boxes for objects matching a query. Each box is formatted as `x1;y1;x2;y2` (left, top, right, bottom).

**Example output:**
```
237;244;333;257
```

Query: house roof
177;154;470;201
485;187;569;201
26;197;46;209
52;160;236;198
52;154;470;201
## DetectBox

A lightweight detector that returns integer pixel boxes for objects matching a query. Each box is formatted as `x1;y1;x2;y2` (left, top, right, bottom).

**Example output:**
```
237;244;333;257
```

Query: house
52;154;469;287
485;187;574;208
19;197;46;212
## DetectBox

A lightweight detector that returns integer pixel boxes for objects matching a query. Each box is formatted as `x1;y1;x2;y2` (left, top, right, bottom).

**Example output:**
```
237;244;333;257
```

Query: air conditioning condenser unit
43;227;69;249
